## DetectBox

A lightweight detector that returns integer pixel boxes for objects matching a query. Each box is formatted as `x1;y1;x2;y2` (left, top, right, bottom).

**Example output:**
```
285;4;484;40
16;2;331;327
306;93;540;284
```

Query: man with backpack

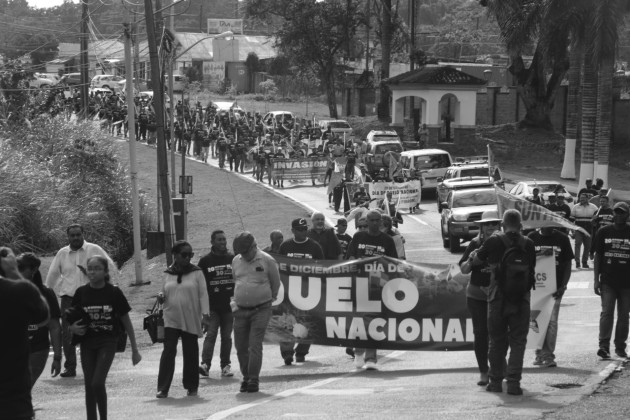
472;209;536;395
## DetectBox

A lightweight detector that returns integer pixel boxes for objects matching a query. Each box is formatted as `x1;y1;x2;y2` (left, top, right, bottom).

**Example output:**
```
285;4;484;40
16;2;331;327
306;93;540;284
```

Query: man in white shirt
45;224;117;377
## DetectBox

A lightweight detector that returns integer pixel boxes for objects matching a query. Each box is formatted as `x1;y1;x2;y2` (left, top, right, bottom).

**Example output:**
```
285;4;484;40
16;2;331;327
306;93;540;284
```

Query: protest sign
495;187;589;236
527;254;557;349
265;254;557;351
271;157;329;180
368;181;422;208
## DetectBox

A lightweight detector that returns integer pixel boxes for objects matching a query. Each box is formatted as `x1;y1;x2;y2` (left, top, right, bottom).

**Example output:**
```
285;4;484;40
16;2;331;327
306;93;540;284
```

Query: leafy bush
0;117;156;266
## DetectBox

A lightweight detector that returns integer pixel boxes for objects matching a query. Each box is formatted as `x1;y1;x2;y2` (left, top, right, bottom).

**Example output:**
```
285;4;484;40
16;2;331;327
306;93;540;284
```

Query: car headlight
452;213;468;221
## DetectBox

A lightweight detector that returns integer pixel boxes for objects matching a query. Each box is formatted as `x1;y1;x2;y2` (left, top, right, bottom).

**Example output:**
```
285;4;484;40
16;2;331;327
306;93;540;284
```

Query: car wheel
448;232;460;253
437;199;442;213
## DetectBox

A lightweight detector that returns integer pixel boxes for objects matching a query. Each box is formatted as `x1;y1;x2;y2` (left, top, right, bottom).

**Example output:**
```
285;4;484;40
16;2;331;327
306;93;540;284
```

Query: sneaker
486;382;502;393
542;359;557;368
354;353;365;369
284;357;293;366
198;363;209;377
533;356;544;366
582;262;590;269
575;261;581;269
345;347;355;358
295;355;305;363
364;361;378;370
507;382;523;396
156;390;168;399
239;381;248;393
597;348;611;359
59;369;76;378
187;389;198;397
615;348;628;359
247;382;259;393
221;365;234;377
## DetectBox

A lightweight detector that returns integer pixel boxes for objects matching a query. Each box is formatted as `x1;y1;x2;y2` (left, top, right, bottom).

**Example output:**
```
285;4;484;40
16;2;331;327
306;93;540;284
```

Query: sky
27;0;79;9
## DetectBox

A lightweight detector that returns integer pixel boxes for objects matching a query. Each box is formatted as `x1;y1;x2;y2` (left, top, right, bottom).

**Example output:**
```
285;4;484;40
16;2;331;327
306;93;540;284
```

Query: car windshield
528;184;566;194
328;122;350;129
452;190;496;207
460;168;489;177
375;143;402;154
373;135;398;142
415;154;450;170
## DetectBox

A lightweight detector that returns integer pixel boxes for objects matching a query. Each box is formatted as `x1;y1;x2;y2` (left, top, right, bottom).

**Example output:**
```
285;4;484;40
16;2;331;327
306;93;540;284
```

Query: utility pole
169;0;176;198
80;0;90;119
144;0;175;265
409;0;415;72
123;10;144;285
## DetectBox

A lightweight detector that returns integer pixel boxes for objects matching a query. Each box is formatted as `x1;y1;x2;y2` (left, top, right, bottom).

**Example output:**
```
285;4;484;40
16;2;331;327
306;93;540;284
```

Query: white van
400;149;453;192
318;119;353;136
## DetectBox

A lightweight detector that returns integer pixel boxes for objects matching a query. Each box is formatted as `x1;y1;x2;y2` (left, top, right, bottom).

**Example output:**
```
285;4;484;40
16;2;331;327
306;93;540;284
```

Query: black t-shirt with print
546;203;571;219
29;286;62;352
71;283;131;347
527;230;574;289
346;231;398;259
336;232;353;257
279;238;324;260
216;138;228;151
197;251;235;313
0;278;49;420
594;224;630;287
459;238;492;287
593;207;614;231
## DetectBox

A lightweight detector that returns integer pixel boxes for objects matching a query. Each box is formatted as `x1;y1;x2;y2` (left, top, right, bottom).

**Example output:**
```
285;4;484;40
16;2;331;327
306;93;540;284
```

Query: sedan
508;181;574;204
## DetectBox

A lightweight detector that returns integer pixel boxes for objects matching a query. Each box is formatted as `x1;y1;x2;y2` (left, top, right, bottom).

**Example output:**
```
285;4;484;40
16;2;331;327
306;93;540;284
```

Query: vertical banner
526;254;557;349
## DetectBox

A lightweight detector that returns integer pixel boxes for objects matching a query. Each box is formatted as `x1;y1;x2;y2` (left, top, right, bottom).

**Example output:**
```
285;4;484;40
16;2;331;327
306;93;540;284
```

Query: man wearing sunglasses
232;232;280;393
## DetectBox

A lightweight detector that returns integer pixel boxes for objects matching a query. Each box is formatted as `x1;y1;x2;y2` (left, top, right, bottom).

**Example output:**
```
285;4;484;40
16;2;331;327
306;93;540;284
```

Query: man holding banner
346;210;398;370
527;227;574;367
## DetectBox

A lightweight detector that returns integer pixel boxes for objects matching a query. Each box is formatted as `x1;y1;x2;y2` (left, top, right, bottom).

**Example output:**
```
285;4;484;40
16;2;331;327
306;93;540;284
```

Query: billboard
207;18;243;35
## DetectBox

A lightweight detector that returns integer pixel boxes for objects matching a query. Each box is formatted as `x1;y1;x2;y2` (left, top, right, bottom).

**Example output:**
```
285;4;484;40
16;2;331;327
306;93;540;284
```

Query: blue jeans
598;284;630;351
233;304;272;385
574;231;591;264
537;297;562;361
488;296;530;383
201;310;233;368
467;297;489;373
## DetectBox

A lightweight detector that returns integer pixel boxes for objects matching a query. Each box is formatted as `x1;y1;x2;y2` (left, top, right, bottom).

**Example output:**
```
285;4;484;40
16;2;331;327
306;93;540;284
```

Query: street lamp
168;30;234;199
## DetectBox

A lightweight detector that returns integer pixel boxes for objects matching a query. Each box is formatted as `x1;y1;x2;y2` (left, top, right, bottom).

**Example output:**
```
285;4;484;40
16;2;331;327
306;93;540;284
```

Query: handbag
143;297;164;344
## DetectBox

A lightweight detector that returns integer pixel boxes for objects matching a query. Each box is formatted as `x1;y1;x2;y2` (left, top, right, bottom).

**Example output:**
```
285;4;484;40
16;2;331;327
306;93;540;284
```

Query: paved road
32;144;625;420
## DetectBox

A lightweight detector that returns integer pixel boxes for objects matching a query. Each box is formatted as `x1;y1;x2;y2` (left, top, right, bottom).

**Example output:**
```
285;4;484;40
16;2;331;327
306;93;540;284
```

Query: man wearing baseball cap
231;232;280;393
277;218;324;365
593;201;630;360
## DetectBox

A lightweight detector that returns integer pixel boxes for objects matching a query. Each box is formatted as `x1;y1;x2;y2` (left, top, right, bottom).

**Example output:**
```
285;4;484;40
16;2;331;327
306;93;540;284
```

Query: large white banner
527;254;557;349
368;181;423;208
207;18;243;34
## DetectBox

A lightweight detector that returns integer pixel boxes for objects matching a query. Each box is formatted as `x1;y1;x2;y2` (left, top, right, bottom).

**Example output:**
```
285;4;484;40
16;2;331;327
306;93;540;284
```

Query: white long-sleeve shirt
45;241;117;297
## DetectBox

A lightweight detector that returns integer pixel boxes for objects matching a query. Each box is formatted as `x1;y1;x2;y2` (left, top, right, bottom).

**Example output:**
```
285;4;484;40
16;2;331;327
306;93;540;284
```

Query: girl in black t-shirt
17;253;62;388
69;255;141;420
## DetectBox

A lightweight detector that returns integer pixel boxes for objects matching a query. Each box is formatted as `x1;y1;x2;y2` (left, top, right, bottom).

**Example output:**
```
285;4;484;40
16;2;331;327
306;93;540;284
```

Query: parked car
400;149;453;193
508;181;574;204
137;90;170;105
91;74;124;90
364;139;404;176
59;73;82;87
366;130;400;143
262;111;294;132
436;161;503;209
318;119;353;137
440;187;498;252
34;73;60;85
26;74;55;89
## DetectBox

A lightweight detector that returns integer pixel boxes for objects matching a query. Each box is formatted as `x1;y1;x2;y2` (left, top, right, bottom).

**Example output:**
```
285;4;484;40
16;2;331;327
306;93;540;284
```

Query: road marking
599;361;620;377
563;295;598;299
205;351;405;420
567;282;590;289
407;215;429;226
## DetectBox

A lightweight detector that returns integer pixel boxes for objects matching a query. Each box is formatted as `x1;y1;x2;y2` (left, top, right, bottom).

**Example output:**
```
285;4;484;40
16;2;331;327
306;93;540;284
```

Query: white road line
205;351;405;420
599;361;620;377
407;215;429;226
567;282;590;289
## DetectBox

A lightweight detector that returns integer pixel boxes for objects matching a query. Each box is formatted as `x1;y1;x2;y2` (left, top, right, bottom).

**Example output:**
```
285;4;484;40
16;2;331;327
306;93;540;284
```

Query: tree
246;0;364;118
480;0;573;130
245;52;260;93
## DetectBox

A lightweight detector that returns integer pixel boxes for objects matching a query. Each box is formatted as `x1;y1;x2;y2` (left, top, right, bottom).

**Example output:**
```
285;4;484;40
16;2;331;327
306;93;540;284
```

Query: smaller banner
527;254;557;349
207;18;243;34
495;187;589;236
368;181;422;208
271;157;329;180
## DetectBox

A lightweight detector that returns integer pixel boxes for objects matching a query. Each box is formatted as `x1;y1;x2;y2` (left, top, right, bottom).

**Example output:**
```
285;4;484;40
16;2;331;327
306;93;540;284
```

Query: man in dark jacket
197;230;235;378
